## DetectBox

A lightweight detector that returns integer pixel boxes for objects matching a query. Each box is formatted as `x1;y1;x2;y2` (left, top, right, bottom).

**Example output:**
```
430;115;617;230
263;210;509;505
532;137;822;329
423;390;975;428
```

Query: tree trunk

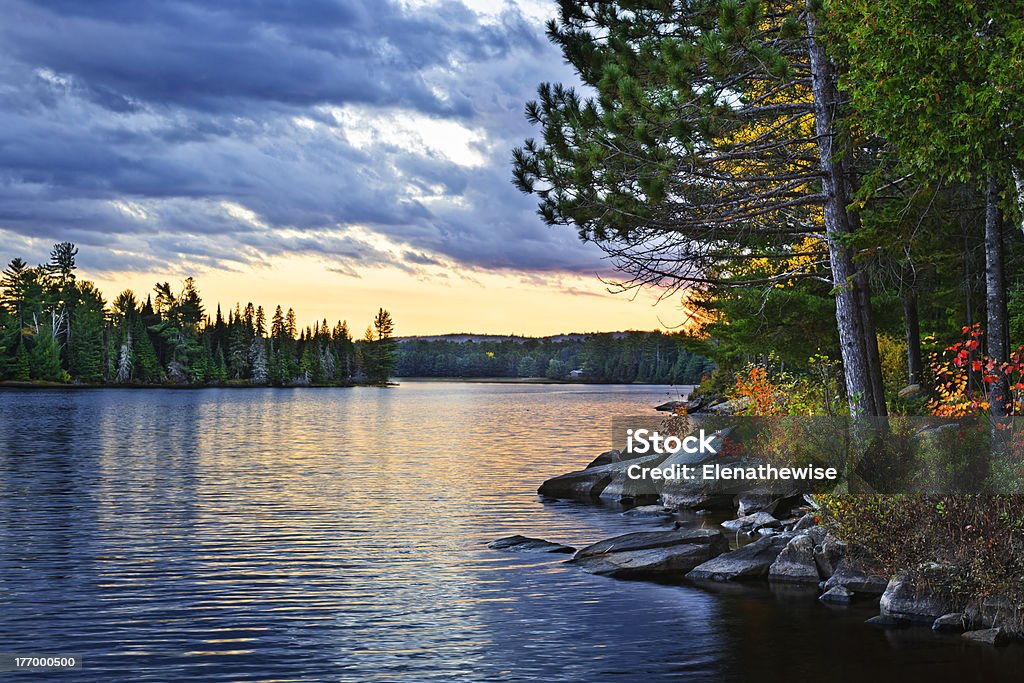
857;272;887;414
985;172;1008;417
806;5;884;416
902;288;923;385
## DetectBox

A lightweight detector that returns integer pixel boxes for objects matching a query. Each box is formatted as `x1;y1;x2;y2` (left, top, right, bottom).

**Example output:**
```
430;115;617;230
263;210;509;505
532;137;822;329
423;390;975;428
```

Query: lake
1;382;1022;681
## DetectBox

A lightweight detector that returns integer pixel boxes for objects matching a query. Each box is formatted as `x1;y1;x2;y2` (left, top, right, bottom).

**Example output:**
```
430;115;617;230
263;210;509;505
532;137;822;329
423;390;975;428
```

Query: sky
0;0;679;335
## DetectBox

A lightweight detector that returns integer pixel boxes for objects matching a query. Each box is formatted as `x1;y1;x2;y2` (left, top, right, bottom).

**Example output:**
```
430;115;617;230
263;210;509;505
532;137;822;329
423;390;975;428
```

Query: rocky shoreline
491;440;1023;647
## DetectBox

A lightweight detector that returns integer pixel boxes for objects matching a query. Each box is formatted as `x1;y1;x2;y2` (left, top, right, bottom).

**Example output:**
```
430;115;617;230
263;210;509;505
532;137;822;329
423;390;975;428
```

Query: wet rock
932;613;972;634
819;586;854;604
822;560;887;596
570;529;728;578
865;614;910;629
622;505;674;518
721;511;780;534
880;571;959;624
685;533;793;582
962;628;1010;646
488;535;575;554
768;534;820;584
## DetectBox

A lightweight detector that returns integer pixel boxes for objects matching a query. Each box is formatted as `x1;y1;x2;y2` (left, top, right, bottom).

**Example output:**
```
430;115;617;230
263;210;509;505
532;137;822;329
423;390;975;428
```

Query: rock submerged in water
962;628;1010;646
819;586;854;604
622;505;674;518
488;535;576;554
685;533;793;582
570;529;729;578
865;614;910;629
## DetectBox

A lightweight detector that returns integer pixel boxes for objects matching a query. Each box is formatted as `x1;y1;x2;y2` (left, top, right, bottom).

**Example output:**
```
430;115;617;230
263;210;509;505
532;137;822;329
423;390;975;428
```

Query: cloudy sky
0;0;674;335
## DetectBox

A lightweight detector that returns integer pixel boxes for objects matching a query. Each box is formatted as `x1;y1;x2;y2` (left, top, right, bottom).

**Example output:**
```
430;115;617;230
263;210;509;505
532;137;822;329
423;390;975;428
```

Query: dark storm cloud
0;0;604;279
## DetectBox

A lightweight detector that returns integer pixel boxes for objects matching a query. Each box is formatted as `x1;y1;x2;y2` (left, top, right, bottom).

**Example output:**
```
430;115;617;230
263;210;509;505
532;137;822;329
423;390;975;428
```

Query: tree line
0;243;398;386
513;0;1024;417
396;332;714;382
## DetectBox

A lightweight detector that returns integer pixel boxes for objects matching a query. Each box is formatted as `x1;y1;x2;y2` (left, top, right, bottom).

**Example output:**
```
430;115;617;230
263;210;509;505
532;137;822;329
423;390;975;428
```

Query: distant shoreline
0;378;694;390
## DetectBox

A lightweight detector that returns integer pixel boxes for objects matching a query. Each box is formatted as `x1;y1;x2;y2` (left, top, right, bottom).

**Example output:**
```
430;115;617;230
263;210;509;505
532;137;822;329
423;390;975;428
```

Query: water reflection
1;384;1021;681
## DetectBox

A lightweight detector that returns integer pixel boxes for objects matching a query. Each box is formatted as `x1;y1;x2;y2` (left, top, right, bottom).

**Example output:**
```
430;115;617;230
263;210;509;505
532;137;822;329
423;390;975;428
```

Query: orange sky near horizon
82;254;686;337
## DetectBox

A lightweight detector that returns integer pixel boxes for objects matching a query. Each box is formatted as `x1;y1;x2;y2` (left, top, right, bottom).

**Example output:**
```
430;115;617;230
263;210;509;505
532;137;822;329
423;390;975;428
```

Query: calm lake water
1;382;1022;682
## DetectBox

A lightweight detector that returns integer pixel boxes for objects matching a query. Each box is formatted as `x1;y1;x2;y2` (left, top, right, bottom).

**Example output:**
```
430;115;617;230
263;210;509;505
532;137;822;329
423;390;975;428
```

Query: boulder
822;559;887;596
965;595;1022;638
721;511;780;534
819;586;854;604
586;450;622;468
897;384;922;399
932;613;972;634
768;534;820;584
622;505;674;518
686;533;793;582
880;571;959;624
736;492;779;516
708;397;750;414
570;529;729;578
813;537;845;579
488;535;575;554
792;514;818;532
659;445;762;510
962;628;1010;646
538;452;668;501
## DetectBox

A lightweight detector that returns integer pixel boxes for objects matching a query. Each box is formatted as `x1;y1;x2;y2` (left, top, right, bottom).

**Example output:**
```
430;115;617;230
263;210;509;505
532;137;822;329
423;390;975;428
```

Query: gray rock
865;614;910;629
768;534;820;584
570;529;729;578
538;452;668;501
813;538;845;579
622;505;674;518
880;571;959;624
965;595;1022;638
897;384;922;399
685;533;793;582
932;613;972;634
736;492;779;516
819;586;854;604
962;628;1010;646
792;514;817;532
721;511;780;534
586;450;622;468
708;398;750;414
488;535;575;554
823;560;887;595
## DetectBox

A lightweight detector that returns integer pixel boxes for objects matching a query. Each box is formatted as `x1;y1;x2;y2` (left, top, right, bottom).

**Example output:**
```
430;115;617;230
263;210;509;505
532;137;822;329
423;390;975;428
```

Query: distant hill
396;331;632;344
394;330;714;384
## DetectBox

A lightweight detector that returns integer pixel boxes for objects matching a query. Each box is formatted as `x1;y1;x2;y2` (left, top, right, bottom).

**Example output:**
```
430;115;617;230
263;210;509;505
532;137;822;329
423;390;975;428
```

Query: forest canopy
0;243;398;386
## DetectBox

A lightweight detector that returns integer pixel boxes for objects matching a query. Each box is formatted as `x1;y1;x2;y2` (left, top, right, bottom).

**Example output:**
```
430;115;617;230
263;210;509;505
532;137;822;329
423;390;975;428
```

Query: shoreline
0;378;693;390
528;439;1024;646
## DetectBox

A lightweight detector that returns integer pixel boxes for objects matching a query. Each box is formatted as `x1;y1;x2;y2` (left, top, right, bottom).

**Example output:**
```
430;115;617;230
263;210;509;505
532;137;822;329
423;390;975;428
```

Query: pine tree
12;337;29;381
29;326;62;381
